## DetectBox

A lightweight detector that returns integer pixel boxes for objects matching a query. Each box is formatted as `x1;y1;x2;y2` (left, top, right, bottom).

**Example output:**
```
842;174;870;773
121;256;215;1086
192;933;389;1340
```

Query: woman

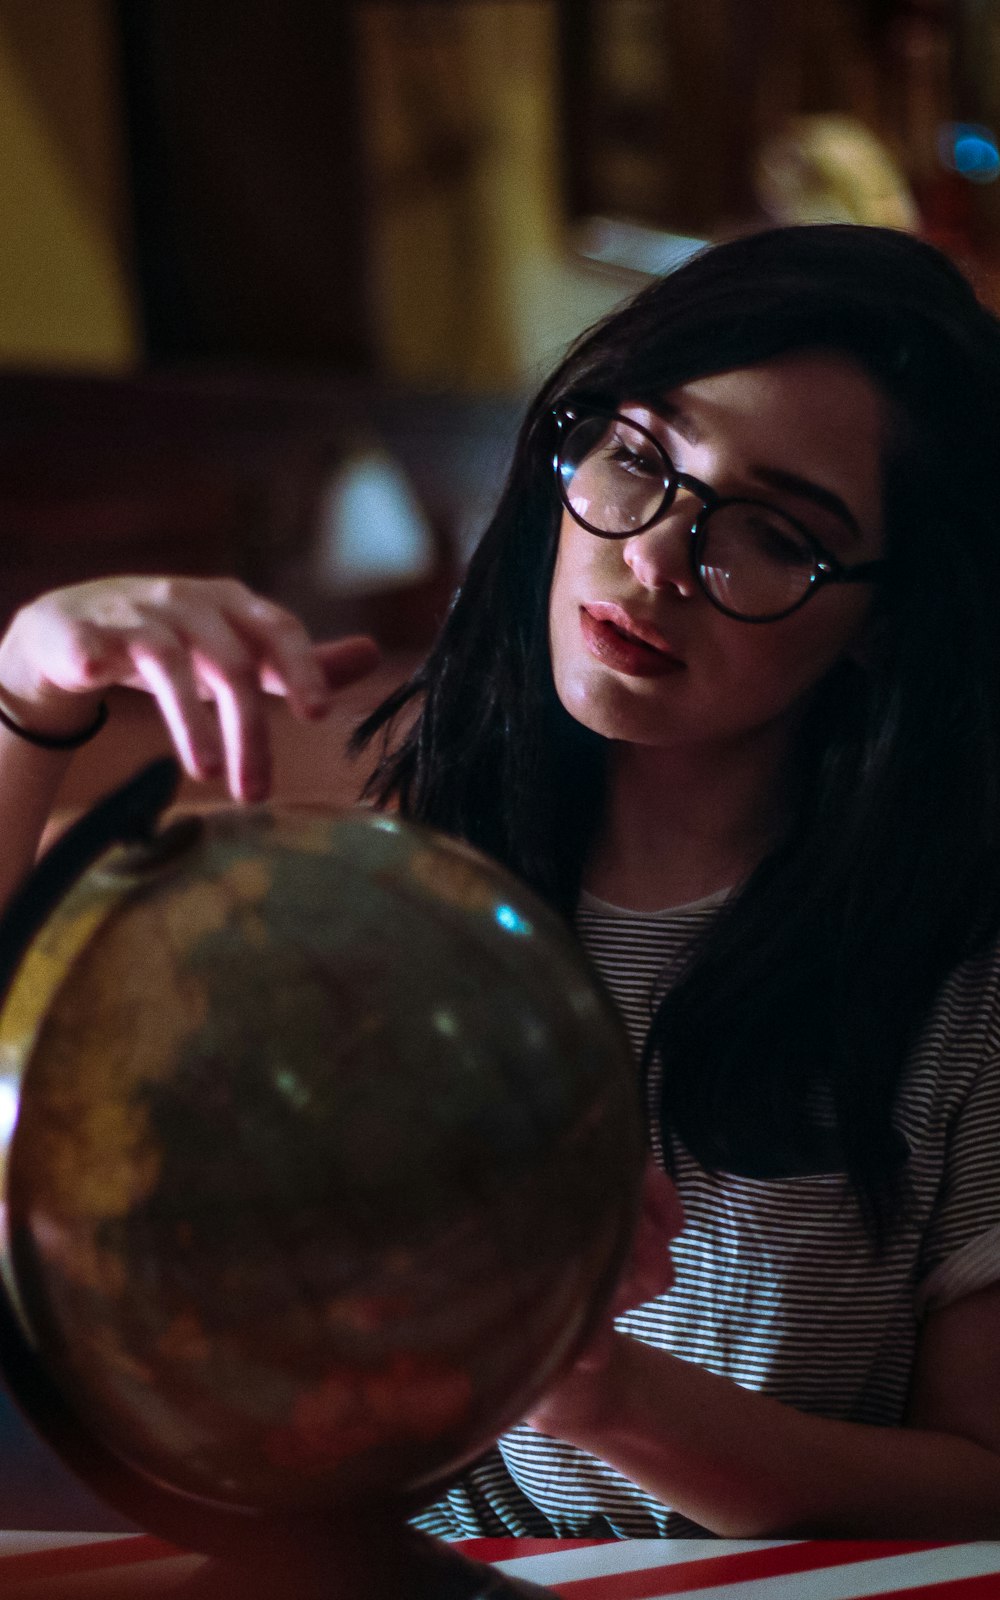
0;225;998;1538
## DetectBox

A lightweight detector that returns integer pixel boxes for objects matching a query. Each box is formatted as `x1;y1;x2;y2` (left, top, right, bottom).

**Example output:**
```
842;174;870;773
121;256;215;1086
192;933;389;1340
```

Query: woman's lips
579;605;685;678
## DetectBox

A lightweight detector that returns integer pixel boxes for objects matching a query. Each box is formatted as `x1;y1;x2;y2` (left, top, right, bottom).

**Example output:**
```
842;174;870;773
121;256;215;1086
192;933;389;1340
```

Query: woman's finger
189;656;269;802
144;602;288;799
127;632;225;782
312;635;382;692
215;586;380;715
606;1164;683;1318
609;1252;674;1318
221;590;332;716
135;605;279;799
643;1163;685;1239
255;634;381;704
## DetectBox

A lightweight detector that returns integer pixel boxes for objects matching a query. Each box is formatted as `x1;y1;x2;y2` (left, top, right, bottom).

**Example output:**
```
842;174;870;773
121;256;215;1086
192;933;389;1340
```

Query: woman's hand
0;576;380;800
526;1161;682;1438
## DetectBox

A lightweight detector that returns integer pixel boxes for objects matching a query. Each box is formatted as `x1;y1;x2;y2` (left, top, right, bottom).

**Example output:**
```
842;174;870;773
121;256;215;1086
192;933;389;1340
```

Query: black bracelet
0;698;109;750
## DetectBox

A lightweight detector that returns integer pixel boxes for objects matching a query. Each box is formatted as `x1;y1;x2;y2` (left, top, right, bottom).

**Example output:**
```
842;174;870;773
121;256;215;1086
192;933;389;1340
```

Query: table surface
2;1533;1000;1597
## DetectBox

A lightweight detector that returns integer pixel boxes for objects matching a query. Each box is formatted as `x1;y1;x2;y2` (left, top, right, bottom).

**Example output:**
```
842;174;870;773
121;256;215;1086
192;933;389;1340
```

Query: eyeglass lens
559;415;669;535
559;416;819;619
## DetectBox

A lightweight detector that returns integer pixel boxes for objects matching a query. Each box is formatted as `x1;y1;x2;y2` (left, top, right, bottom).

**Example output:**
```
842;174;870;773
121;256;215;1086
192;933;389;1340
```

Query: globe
0;768;642;1569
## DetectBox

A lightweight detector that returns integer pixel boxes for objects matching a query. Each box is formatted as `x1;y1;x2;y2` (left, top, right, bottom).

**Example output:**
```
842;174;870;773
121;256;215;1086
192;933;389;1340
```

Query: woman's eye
606;440;662;478
760;527;814;566
741;513;814;566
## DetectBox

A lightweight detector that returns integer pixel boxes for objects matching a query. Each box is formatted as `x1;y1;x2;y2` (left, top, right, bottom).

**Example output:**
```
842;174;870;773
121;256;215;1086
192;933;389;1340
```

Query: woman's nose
620;497;699;595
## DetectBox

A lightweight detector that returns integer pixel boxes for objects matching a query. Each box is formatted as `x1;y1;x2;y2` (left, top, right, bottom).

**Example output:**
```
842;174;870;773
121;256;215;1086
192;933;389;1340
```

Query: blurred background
1;0;999;807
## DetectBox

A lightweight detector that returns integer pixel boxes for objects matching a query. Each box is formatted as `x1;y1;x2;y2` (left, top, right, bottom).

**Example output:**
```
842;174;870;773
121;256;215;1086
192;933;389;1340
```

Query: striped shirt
416;890;1000;1538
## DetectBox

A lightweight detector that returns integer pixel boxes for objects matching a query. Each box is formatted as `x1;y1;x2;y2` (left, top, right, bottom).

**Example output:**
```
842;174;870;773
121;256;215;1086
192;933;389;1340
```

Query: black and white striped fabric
417;891;1000;1539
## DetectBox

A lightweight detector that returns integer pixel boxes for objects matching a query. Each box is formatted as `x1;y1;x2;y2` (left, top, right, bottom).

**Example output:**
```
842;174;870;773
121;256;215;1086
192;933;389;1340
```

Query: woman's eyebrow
644;402;864;540
750;466;862;541
652;400;702;444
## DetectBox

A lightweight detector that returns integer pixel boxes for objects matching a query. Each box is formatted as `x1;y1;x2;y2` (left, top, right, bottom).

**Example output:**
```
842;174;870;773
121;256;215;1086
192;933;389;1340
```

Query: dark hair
354;224;1000;1243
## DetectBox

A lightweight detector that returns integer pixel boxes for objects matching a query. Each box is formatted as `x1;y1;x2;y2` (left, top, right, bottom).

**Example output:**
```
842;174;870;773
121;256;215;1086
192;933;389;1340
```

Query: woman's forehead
623;354;887;549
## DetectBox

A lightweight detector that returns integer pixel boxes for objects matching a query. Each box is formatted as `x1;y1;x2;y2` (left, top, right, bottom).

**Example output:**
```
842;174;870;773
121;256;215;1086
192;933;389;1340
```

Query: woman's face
548;351;887;754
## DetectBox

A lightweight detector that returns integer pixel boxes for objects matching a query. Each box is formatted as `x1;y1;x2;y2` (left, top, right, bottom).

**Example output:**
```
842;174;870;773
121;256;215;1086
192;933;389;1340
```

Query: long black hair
354;225;1000;1242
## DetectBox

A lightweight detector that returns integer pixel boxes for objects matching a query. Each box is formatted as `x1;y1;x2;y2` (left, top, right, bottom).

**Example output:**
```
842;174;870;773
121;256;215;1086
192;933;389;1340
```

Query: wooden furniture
0;367;519;643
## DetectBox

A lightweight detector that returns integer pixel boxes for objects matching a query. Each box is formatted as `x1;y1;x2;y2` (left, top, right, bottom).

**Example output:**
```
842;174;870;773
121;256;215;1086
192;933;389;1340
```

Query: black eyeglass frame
552;406;888;624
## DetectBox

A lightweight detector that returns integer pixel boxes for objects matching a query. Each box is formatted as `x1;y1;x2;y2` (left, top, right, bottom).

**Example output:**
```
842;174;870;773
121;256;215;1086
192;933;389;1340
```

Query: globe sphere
0;805;642;1524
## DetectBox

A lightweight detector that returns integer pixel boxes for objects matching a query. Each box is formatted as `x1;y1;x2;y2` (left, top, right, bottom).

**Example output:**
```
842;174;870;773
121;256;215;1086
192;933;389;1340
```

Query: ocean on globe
0;805;643;1521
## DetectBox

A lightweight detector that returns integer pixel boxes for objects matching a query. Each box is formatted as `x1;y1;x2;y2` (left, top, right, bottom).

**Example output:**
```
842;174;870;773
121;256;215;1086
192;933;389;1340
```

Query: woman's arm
528;1280;1000;1538
0;575;379;914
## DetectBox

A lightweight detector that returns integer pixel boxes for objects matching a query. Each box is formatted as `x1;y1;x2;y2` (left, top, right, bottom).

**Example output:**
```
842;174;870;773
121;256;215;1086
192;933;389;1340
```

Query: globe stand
0;1220;557;1599
172;1517;555;1599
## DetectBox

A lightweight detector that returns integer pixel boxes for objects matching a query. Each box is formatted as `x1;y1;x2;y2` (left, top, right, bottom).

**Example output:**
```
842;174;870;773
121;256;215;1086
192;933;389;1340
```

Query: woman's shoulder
904;935;1000;1308
898;932;1000;1136
914;933;1000;1067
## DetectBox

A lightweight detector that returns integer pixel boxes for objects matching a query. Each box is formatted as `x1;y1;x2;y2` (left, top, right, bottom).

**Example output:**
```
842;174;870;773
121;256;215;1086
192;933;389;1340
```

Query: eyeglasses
552;407;887;623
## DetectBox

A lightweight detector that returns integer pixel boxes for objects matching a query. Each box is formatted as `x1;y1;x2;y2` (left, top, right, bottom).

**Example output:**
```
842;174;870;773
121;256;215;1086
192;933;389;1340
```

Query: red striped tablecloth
1;1533;999;1597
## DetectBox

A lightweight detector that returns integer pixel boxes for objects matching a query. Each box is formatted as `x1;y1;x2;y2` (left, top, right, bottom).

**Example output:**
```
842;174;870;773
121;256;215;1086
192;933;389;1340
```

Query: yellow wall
360;3;629;391
0;0;137;369
0;1;626;384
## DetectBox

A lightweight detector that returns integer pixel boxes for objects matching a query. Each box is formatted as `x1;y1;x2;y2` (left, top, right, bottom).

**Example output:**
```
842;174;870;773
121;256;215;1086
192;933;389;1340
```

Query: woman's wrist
0;610;103;741
0;693;108;749
0;674;105;739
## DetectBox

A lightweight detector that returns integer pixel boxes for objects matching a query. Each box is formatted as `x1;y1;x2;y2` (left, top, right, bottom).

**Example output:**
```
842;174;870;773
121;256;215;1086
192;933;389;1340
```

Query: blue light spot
495;904;531;935
939;122;1000;183
955;137;1000;180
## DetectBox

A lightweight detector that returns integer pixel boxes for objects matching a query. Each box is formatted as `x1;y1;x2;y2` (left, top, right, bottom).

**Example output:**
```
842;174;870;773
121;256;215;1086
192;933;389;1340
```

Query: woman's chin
554;665;684;746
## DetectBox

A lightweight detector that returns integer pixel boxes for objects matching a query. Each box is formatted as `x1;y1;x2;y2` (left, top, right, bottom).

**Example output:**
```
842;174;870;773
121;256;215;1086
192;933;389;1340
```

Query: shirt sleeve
914;1043;1000;1316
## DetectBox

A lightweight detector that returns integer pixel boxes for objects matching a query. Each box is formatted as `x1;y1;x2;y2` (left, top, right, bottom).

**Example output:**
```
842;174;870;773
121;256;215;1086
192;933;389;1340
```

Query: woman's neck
584;732;793;913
